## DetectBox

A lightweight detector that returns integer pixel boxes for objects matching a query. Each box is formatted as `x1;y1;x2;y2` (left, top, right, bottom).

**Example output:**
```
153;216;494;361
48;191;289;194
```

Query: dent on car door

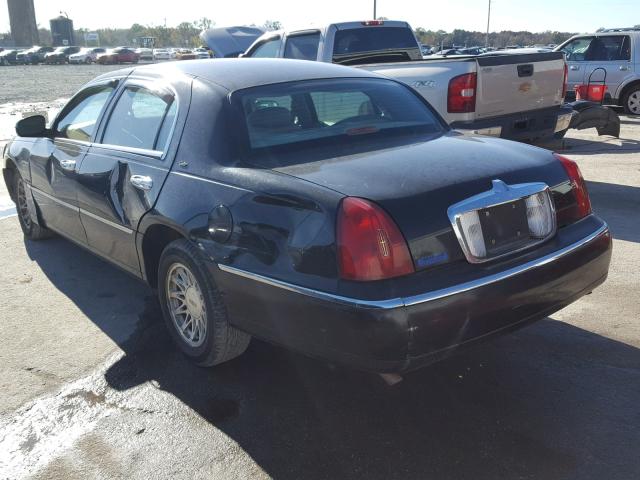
75;81;184;275
28;84;117;244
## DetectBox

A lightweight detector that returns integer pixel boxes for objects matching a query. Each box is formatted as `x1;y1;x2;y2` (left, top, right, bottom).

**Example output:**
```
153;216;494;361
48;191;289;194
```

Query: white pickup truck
236;20;573;142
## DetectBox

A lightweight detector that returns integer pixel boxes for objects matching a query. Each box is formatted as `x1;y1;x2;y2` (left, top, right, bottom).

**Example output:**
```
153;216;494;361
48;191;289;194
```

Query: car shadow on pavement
588;180;640;244
23;235;640;480
556;135;640;155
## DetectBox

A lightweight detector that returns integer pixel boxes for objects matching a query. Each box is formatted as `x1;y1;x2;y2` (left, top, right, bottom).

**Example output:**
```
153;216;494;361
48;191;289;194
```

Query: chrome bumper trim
217;222;609;310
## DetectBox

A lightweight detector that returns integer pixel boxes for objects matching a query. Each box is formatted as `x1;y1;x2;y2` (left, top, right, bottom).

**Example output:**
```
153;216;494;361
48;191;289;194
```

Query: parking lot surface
0;66;639;480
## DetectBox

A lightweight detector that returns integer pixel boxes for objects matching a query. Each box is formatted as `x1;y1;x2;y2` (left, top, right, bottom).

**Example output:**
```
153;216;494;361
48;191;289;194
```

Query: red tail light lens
554;153;592;223
337;197;414;281
448;73;477;113
362;20;384;26
562;62;568;99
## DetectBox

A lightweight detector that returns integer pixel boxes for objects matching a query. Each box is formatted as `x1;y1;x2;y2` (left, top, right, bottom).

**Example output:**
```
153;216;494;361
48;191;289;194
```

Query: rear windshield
333;27;418;60
235;78;444;153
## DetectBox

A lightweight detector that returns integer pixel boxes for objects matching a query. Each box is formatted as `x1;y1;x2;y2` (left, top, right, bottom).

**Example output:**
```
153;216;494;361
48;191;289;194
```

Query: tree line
6;19;587;49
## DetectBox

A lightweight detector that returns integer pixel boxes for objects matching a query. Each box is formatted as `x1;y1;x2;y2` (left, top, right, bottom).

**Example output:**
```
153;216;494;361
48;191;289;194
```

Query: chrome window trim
217;222;608;311
447;179;557;264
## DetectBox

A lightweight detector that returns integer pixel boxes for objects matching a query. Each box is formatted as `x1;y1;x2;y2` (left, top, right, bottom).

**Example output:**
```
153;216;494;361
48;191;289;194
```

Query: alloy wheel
165;263;207;348
627;90;640;115
16;178;31;230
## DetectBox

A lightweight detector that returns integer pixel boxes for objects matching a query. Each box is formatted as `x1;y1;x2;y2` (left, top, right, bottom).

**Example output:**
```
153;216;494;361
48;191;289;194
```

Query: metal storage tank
7;0;39;47
50;15;75;47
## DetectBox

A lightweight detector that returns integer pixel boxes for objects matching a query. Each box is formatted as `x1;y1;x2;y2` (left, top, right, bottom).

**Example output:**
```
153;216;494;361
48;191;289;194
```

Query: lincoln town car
2;59;612;373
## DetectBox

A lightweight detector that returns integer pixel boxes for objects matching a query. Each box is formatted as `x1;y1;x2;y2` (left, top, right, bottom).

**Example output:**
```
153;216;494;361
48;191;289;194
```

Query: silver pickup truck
236;20;573;142
556;28;640;115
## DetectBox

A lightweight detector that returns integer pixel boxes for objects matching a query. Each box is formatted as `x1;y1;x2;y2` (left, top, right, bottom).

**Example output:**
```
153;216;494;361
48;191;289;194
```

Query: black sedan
2;59;612;373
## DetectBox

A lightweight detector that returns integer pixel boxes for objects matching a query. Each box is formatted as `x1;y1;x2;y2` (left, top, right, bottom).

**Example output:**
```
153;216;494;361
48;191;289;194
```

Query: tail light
362;20;384;26
448;73;477;113
562;63;568;99
554;153;592;223
337;197;414;281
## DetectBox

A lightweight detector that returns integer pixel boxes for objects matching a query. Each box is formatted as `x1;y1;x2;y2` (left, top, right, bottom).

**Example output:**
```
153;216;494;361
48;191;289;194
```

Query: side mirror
16;115;47;138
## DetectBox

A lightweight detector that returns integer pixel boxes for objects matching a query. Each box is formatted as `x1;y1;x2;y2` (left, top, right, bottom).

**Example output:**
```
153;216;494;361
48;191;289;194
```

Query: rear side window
102;86;176;152
333;27;419;62
236;78;444;153
587;36;631;61
284;33;320;60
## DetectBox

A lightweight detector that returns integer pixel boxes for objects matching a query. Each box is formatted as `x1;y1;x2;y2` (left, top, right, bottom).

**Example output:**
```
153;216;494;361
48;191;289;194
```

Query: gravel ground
0;68;639;479
0;64;128;104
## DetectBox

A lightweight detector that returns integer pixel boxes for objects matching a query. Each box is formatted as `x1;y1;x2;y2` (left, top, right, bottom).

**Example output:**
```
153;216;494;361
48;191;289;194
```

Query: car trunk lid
272;133;569;268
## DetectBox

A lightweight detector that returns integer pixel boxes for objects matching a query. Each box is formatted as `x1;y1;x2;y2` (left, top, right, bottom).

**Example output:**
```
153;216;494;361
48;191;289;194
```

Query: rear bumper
215;216;612;373
452;105;573;142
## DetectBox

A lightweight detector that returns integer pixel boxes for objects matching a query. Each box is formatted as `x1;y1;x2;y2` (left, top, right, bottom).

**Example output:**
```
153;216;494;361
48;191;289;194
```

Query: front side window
55;85;115;142
247;37;282;58
236;78;444;154
586;36;631;61
102;86;176;152
560;37;593;61
284;33;320;60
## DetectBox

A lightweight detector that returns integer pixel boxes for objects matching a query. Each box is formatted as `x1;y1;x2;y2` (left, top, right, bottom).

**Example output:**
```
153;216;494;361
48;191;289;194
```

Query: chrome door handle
619;65;629;71
130;175;153;191
569;65;580;71
59;159;76;171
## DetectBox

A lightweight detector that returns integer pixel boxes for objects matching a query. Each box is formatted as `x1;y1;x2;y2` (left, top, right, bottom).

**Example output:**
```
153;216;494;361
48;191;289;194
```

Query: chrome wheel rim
16;178;31;230
628;91;640;114
166;263;207;348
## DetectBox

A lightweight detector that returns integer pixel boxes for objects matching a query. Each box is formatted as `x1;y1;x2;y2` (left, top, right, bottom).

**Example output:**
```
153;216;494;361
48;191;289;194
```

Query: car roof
99;58;377;92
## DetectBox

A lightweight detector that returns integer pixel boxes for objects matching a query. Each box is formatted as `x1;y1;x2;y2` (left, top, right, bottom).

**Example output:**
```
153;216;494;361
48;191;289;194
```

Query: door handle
569;65;580;71
619;65;630;71
130;175;153;191
59;159;76;171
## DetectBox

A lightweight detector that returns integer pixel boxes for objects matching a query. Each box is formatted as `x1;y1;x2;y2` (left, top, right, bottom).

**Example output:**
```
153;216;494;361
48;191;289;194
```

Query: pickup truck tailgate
475;52;565;119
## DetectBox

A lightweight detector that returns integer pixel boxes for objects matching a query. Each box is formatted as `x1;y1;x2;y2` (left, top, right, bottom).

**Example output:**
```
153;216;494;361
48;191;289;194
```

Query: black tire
13;171;53;240
158;239;250;366
621;85;640;115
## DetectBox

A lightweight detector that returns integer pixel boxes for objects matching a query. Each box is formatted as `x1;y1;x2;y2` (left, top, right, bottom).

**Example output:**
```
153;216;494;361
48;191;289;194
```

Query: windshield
54;47;66;53
234;78;444;153
332;27;419;63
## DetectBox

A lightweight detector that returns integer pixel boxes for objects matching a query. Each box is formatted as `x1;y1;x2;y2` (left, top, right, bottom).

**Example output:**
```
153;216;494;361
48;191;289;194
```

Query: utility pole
373;0;377;19
485;0;491;48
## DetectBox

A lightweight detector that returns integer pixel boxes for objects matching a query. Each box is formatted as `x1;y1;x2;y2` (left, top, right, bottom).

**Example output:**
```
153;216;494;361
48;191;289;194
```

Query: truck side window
586;36;631;61
284;33;321;61
560;37;593;62
247;37;282;58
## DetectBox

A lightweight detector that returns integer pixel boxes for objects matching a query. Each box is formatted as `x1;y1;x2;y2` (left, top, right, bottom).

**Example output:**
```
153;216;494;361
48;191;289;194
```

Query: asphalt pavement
0;77;638;479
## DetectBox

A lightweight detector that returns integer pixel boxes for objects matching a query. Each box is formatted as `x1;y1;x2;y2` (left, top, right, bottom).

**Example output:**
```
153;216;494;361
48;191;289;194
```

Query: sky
0;0;638;34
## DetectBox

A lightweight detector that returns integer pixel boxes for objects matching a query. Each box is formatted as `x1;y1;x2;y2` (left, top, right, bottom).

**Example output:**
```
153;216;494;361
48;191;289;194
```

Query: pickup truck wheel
158;239;250;366
622;87;640;115
13;172;53;240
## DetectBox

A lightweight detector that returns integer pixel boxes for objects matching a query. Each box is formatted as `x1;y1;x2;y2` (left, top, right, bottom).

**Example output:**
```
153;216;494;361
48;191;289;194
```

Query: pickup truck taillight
337;197;414;281
562;63;568;99
554;153;592;224
448;73;477;113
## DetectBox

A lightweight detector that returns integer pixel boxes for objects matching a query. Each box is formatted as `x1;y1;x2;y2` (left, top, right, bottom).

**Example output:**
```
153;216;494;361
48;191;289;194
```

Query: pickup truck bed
360;51;569;142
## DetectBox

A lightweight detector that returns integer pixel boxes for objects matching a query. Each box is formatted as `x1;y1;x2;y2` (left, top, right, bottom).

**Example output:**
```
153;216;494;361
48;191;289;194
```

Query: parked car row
0;45;213;65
